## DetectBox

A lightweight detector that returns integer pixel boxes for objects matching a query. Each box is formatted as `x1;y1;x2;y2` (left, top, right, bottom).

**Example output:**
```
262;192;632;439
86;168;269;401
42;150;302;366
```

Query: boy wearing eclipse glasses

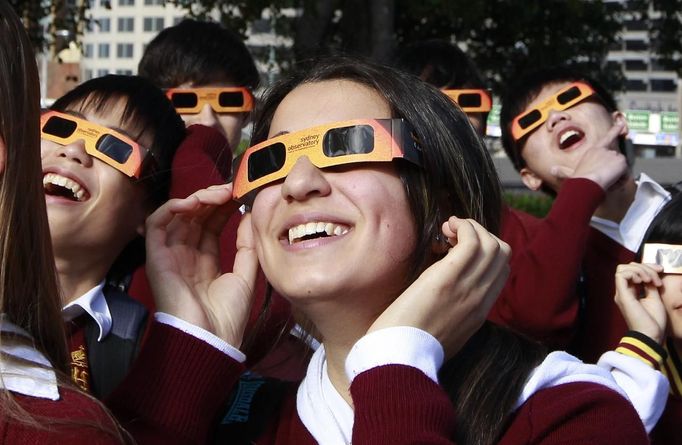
40;75;185;398
498;67;671;362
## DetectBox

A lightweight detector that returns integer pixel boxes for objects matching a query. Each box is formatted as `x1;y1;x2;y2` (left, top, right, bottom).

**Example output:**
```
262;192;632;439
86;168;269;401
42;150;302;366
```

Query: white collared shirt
0;315;59;400
62;281;112;341
591;173;671;253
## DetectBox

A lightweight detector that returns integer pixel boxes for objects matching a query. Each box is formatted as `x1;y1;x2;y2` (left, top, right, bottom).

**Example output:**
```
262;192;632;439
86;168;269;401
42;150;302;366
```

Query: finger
233;213;259;293
145;196;201;249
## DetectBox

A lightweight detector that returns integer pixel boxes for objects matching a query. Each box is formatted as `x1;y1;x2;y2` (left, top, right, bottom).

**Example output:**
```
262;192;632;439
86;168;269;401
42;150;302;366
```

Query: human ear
612;111;628;136
520;167;543;191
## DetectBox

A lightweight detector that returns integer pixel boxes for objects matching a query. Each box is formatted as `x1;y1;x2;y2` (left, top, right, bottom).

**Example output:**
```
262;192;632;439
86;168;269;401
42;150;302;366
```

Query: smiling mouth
43;173;89;202
558;129;585;150
288;221;350;245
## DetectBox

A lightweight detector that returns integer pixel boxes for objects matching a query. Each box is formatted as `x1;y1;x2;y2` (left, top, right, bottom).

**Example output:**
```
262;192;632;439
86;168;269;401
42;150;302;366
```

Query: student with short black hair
42;74;185;398
498;67;670;361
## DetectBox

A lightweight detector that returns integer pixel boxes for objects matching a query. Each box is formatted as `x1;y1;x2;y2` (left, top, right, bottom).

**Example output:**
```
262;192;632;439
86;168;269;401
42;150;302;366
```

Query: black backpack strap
213;372;289;443
84;287;148;399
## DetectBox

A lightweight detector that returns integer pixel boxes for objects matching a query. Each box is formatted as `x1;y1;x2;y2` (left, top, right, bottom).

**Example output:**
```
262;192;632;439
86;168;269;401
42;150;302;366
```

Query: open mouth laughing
287;221;350;245
43;172;89;202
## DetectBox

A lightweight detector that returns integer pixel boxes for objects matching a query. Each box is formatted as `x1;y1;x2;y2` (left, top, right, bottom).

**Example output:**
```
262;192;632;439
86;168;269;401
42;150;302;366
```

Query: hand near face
614;262;667;344
144;184;259;347
368;216;511;358
550;119;629;191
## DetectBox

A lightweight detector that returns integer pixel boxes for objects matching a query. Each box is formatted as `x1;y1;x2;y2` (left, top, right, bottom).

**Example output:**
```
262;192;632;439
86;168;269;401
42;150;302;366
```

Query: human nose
281;156;332;202
181;103;220;130
44;138;93;167
546;109;570;131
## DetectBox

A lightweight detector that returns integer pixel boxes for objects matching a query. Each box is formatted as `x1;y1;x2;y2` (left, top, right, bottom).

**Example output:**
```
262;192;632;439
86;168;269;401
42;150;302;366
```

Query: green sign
661;112;679;133
487;103;501;126
626;110;650;131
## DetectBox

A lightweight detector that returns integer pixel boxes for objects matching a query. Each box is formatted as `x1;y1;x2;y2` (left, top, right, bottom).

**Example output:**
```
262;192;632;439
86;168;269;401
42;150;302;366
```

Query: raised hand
551;119;629;191
368;216;511;358
614;262;667;344
144;183;259;347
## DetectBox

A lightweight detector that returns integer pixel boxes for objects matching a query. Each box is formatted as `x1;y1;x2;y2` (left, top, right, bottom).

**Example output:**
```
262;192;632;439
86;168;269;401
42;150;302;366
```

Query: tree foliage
8;0;682;93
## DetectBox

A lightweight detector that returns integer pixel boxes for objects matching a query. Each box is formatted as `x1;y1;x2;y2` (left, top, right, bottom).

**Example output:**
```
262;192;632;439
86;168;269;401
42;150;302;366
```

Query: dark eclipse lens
170;92;199;108
96;134;133;163
323;125;375;157
518;109;542;129
43;116;77;138
218;91;245;107
556;86;581;105
456;93;483;108
248;142;286;181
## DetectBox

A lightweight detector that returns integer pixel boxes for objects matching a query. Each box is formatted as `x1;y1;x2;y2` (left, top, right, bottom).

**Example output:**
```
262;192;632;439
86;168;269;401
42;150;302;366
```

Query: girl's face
661;274;682;340
41;97;150;258
250;80;417;309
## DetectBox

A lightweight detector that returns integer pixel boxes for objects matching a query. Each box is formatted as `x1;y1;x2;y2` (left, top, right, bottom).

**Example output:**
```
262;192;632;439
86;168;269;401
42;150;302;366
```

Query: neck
302;298;386;405
593;175;637;223
54;249;112;306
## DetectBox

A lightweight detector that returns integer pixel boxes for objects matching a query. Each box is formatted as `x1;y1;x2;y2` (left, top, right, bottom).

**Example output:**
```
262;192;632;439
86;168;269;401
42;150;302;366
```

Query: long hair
0;0;68;375
250;56;546;444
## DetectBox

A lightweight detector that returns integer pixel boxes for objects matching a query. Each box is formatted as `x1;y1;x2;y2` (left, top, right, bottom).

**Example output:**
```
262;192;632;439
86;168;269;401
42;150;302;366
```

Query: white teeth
288;221;350;245
559;130;580;145
43;173;87;201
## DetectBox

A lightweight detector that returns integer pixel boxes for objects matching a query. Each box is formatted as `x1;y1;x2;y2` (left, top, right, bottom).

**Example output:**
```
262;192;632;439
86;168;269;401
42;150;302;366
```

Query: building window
98;43;110;58
97;69;109;77
98;17;111;32
624;19;647;31
143;17;164;32
116;43;134;58
650;79;676;92
626;79;647;92
625;39;647;51
118;0;134;5
173;16;185;25
624;59;648;71
84;43;93;58
144;0;164;4
84;69;93;81
116;69;134;75
118;17;134;32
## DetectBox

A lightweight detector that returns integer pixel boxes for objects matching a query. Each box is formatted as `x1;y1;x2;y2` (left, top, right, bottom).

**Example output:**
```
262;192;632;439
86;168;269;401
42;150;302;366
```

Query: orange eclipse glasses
166;87;254;114
442;89;493;113
40;111;149;178
642;243;682;275
232;118;423;203
511;81;596;141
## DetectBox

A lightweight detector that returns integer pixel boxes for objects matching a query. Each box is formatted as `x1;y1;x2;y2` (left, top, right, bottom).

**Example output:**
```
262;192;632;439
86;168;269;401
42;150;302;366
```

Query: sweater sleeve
349;365;456;445
489;178;605;348
502;382;649;445
105;321;245;445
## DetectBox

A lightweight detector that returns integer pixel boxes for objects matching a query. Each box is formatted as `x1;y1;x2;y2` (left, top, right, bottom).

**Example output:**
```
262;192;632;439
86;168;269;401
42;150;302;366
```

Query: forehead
268;80;392;138
65;95;150;146
524;81;573;111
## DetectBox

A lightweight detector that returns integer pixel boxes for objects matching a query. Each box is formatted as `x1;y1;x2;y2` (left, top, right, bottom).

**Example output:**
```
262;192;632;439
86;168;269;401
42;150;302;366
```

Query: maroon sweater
491;178;630;361
0;322;242;444
220;365;648;444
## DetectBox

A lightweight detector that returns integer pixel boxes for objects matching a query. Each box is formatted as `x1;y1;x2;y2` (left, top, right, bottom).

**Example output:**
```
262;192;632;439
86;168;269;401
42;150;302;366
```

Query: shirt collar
0;315;59;400
62;281;112;341
590;173;671;252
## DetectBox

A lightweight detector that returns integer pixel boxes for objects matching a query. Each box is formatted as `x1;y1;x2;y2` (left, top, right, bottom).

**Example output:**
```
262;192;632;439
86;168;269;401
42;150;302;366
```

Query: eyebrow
62;109;138;141
271;130;290;138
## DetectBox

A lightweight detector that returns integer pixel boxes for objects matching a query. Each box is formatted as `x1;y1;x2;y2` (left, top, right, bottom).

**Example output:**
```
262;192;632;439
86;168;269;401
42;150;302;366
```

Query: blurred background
10;0;682;209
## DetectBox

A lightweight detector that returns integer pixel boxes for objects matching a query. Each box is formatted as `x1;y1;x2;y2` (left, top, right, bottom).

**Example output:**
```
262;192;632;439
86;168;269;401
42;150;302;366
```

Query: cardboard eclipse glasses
166;87;254;113
232;118;422;203
40;111;149;178
442;89;493;113
511;81;596;141
642;243;682;275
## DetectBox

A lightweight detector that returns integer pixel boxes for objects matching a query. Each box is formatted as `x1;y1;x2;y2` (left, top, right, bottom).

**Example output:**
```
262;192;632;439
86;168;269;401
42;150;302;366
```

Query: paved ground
494;156;682;190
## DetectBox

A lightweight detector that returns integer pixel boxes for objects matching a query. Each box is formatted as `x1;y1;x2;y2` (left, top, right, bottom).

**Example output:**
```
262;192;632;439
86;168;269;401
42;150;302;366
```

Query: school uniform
616;332;682;445
491;175;670;361
214;326;665;444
